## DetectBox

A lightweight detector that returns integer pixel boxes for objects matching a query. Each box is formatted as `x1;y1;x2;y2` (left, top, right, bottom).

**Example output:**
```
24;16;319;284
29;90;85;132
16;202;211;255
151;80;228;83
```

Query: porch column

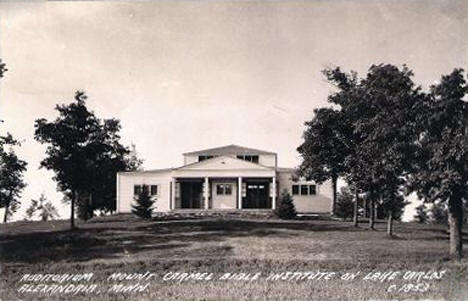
272;176;277;210
238;177;242;209
204;177;209;209
171;179;176;210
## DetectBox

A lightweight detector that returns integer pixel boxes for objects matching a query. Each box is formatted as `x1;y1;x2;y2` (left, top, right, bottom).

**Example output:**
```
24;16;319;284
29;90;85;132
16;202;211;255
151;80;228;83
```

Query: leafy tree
409;69;467;259
132;185;155;219
297;108;352;215
0;134;27;223
322;65;418;232
0;59;7;78
414;203;429;224
430;201;448;225
274;190;297;219
26;193;59;221
335;186;354;221
380;190;409;236
34;91;141;229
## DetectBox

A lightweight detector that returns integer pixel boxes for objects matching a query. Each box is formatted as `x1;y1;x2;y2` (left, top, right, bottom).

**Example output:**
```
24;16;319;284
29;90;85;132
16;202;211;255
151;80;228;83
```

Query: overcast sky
1;0;467;221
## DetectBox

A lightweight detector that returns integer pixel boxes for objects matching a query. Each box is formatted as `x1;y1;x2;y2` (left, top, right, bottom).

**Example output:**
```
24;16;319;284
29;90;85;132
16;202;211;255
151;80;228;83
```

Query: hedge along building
116;145;333;213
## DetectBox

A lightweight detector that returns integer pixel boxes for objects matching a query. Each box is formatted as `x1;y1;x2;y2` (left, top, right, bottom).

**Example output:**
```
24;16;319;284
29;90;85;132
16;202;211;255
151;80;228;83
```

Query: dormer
182;144;277;168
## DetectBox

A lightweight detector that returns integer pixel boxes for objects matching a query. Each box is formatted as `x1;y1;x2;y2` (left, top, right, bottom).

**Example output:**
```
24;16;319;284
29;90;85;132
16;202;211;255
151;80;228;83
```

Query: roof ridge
182;144;276;155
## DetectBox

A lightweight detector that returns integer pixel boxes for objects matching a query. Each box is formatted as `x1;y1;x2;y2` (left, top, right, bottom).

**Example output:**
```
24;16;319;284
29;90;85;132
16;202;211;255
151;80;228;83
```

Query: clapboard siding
277;171;332;213
117;172;172;213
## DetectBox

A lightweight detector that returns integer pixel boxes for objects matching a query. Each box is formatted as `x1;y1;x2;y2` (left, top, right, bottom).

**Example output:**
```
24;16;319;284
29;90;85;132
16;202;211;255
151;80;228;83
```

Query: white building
116;145;333;213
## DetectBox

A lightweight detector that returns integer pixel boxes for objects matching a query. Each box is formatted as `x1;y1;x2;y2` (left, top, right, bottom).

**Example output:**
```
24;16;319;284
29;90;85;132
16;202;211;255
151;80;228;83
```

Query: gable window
198;155;214;162
216;184;232;195
236;155;259;163
292;184;317;196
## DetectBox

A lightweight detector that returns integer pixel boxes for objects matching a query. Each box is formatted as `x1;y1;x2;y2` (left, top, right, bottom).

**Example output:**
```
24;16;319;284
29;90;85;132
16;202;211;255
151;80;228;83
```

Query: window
309;185;316;195
216;184;232;195
292;185;299;195
134;185;142;195
134;184;157;196
236;155;259;163
216;184;224;195
198;155;214;161
292;184;317;196
150;185;158;196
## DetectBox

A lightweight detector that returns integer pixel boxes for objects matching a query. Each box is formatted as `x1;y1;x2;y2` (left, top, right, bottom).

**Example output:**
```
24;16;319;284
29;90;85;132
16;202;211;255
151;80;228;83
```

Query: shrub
132;185;155;219
274;190;297;219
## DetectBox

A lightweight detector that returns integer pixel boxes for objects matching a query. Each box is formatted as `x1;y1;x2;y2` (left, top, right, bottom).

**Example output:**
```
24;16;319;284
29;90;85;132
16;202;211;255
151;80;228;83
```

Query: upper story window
292;184;317;196
236;155;259;163
198;155;214;162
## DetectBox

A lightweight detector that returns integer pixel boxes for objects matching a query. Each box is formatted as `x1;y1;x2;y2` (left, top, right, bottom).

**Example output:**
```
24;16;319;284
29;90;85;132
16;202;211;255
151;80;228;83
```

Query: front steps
159;209;275;219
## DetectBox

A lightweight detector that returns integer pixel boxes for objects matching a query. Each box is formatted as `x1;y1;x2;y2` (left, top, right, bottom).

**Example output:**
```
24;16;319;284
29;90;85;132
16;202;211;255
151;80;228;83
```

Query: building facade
116;145;333;213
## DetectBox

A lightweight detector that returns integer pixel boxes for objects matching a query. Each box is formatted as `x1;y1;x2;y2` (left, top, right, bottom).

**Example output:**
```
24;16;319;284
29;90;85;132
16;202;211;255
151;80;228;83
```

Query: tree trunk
88;193;93;219
331;176;337;216
3;201;9;223
448;196;463;259
3;191;12;223
387;211;393;237
375;200;379;220
369;198;375;230
71;191;77;229
353;189;359;227
363;198;367;218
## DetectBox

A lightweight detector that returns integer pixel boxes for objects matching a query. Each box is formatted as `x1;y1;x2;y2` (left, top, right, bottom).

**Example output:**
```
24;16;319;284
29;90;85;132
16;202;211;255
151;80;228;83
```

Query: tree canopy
0;134;27;222
34;91;142;228
409;69;468;258
301;64;467;258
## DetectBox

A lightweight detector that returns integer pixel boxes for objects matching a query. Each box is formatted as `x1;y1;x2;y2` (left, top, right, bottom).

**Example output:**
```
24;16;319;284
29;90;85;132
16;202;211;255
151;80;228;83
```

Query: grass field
1;214;467;300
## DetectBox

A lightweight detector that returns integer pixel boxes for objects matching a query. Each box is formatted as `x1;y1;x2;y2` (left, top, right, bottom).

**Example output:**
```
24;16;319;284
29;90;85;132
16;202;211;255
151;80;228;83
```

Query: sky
0;0;467;221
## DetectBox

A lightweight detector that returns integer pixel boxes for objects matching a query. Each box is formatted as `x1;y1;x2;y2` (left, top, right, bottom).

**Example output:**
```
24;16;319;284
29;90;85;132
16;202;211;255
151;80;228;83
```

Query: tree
409;69;468;258
0;134;27;223
430;201;448;225
88;139;143;216
34;91;140;229
297;108;352;215
322;65;418;232
26;193;59;221
0;59;7;78
274;190;297;219
414;203;429;224
335;186;354;221
380;190;409;236
132;185;155;219
352;187;360;227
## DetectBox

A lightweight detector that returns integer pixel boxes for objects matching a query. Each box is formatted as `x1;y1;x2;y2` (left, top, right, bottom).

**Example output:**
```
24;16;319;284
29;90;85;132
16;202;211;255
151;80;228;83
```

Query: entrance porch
170;177;277;210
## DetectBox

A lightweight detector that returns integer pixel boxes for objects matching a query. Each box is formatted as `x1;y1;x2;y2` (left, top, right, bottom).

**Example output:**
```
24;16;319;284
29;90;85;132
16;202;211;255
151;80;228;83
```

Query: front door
244;182;270;208
181;181;203;209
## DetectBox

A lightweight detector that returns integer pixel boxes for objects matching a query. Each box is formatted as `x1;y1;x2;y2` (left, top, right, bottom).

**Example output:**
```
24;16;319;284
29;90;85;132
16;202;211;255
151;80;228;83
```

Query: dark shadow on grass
0;218;364;264
0;227;192;264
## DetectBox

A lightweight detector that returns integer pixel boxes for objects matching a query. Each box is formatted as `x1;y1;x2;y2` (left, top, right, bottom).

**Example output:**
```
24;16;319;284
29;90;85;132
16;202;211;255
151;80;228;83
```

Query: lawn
0;214;467;300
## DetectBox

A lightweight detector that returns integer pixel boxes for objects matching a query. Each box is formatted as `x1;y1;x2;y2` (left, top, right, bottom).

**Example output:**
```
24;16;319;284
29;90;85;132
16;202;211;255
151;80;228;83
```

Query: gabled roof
176;155;274;171
183;144;276;156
